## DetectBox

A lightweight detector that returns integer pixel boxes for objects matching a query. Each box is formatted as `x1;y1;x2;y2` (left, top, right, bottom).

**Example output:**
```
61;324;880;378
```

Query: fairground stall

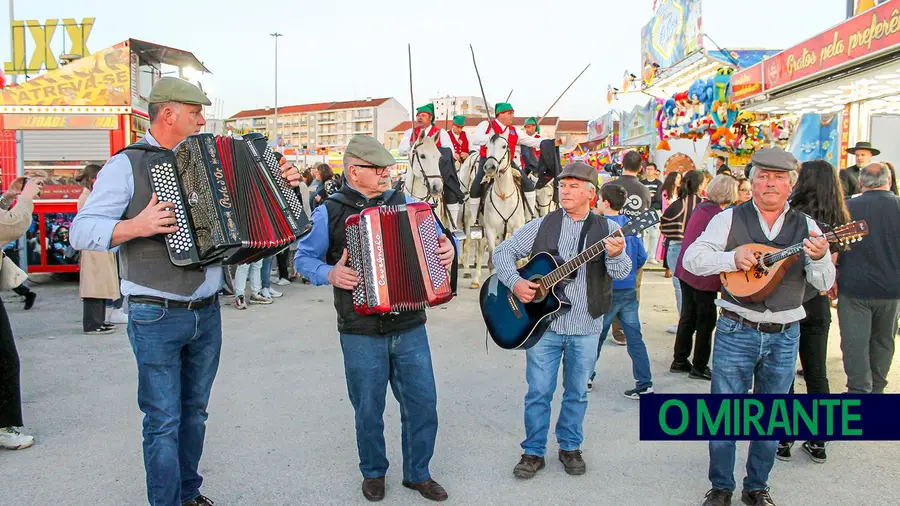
0;39;209;273
735;0;900;169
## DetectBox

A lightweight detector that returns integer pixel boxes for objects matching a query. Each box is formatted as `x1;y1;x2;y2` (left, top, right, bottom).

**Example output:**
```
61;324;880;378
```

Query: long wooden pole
469;44;494;124
408;44;415;127
536;63;591;126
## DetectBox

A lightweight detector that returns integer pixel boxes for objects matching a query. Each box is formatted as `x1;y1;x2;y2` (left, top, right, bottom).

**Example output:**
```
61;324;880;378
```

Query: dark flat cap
559;162;597;183
751;147;799;172
345;135;396;167
148;77;211;106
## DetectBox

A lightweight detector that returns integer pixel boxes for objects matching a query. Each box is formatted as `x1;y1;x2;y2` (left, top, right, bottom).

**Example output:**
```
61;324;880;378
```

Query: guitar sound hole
529;275;548;303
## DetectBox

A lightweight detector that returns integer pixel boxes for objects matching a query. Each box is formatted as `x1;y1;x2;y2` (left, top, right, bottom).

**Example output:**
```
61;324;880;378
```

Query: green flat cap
345;135;395;167
495;102;514;114
751;147;799;172
452;115;466;127
148;77;212;106
416;103;435;123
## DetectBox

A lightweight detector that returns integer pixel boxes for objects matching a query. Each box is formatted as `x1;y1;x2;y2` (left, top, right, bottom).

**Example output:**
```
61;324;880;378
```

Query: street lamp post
270;32;283;148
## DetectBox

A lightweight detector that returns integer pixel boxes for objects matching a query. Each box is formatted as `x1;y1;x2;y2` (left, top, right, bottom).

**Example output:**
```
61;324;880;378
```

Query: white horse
404;129;444;204
533;177;556;217
471;133;526;288
455;153;486;280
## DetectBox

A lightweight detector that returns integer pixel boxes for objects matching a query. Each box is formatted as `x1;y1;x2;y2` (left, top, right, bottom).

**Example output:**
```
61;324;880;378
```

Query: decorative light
875;74;899;80
869;84;891;90
758;106;779;112
823;89;845;95
809;93;828;99
838;84;857;90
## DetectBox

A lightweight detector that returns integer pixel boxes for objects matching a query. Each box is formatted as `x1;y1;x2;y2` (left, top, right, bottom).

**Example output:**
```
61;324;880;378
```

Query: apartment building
430;95;491;121
225;97;408;151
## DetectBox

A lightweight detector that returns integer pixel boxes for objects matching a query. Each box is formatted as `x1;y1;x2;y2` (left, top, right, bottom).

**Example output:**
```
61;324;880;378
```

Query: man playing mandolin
492;162;631;480
681;147;834;506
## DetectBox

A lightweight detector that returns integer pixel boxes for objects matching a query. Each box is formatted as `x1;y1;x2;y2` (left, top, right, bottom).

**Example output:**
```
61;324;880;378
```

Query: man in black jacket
839;141;877;199
837;162;900;394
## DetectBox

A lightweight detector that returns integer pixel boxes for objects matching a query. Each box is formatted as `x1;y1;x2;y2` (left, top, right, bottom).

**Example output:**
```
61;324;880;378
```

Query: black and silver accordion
148;133;307;267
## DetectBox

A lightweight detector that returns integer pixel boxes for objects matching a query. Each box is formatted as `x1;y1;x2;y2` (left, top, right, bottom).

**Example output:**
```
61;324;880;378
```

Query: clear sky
6;0;847;121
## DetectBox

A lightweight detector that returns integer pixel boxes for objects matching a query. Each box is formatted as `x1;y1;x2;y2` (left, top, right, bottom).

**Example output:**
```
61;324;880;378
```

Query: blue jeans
127;301;223;506
667;240;683;315
708;316;799;492
522;329;599;457
593;288;653;389
339;325;438;483
260;255;274;290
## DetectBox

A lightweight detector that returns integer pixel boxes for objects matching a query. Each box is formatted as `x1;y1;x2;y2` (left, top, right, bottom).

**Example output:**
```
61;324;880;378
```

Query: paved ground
3;270;899;506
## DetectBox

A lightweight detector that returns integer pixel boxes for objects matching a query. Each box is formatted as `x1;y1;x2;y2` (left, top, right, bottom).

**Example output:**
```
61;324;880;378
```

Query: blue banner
639;394;900;441
641;0;703;70
787;113;841;166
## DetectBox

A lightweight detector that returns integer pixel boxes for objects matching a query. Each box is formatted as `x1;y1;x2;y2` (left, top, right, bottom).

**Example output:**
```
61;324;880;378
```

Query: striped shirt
493;212;632;336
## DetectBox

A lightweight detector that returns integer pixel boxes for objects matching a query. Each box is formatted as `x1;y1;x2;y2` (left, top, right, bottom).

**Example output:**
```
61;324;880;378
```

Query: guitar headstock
620;209;661;237
825;220;869;246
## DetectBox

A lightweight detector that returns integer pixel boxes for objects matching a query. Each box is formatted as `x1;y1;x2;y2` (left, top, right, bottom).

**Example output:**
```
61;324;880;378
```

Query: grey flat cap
559;162;598;183
345;135;396;167
148;77;212;106
751;147;799;172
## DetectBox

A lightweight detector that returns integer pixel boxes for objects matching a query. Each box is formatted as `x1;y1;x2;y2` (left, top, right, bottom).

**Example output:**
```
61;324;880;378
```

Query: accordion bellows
149;133;306;267
345;202;453;315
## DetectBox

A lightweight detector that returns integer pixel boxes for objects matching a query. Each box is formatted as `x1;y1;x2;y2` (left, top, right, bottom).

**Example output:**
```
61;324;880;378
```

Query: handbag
0;252;28;291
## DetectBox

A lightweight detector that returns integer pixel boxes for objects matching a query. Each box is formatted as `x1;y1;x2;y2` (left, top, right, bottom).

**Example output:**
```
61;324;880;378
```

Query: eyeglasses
353;164;390;176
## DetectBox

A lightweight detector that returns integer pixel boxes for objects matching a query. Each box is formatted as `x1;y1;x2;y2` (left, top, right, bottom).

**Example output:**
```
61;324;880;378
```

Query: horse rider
520;117;542;178
448;115;471;163
468;103;548;221
398;103;453;155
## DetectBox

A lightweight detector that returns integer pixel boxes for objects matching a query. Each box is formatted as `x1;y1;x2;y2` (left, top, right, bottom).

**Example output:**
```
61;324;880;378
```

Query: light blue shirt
69;131;224;301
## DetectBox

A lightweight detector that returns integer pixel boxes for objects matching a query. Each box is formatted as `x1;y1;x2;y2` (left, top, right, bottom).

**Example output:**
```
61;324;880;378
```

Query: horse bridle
483;134;511;178
409;140;444;203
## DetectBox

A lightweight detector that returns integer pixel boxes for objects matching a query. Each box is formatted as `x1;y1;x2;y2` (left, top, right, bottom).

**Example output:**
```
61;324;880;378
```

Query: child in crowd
589;184;653;399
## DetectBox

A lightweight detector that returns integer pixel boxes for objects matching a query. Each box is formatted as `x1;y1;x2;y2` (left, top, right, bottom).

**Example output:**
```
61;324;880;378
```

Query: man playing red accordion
294;135;455;502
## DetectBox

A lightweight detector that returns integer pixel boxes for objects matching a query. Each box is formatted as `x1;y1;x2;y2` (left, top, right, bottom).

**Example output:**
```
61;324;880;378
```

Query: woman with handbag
0;176;42;450
76;165;120;335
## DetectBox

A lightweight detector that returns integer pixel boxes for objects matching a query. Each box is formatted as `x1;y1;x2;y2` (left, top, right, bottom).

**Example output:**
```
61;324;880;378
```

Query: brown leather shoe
182;495;214;506
513;454;546;479
558;449;586;475
362;477;386;502
402;478;448;502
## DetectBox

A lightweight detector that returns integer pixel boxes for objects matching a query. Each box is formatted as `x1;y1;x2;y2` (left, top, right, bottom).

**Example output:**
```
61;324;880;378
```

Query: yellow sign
4;18;95;75
4;114;118;129
0;42;130;107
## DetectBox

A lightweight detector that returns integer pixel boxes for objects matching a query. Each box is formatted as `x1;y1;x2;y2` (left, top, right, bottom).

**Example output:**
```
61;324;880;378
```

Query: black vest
530;210;612;318
723;202;808;313
324;185;427;335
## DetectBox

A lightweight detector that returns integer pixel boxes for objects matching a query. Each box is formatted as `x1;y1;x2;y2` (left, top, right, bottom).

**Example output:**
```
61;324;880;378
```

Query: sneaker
703;488;733;506
623;386;654;399
84;326;116;336
249;293;273;305
689;366;713;381
0;427;34;450
775;441;793;461
107;308;128;325
741;488;777;506
801;441;827;463
23;292;36;310
558;449;586;475
262;287;283;298
276;278;291;286
234;295;247;310
670;361;692;373
666;325;678;334
587;378;593;392
512;454;546;479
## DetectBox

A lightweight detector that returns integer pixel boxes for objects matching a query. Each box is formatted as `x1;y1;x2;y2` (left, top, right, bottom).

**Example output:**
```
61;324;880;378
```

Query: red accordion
345;202;455;315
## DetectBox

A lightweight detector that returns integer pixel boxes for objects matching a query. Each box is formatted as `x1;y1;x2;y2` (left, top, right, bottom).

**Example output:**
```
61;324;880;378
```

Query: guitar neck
761;231;838;267
540;228;623;289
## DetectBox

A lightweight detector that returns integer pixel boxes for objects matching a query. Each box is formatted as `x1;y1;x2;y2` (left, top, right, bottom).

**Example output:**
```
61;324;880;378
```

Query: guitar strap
578;215;595;254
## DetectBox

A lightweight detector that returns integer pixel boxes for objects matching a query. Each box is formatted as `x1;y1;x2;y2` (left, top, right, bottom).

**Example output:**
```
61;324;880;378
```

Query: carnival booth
735;0;900;169
0;39;209;273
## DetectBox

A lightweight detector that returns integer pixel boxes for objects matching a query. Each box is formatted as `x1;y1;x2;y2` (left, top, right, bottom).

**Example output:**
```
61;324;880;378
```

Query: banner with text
641;0;703;70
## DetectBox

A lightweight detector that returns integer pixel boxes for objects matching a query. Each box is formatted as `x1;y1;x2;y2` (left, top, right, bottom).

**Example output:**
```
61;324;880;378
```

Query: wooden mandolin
720;220;868;303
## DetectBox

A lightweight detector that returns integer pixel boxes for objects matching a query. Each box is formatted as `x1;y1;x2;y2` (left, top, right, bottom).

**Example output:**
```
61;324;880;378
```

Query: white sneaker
275;278;291;286
262;287;282;298
666;325;678;334
249;293;273;305
234;295;247;310
0;427;35;450
107;308;128;325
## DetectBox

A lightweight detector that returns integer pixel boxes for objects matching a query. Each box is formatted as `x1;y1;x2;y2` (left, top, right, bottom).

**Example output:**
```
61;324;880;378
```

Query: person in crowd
233;259;272;309
837;162;900;395
659;171;682;276
0;177;42;450
2;243;36;310
660;170;706;333
734;176;752;205
773;159;850;464
589;183;651;397
492;162;630;480
615;151;652;220
641;162;663;264
314;162;341;208
671;175;737;380
840;141;877;199
259;255;283;299
883;160;899;195
683;148;833;506
294;135;455;502
75;164;121;335
715;155;731;176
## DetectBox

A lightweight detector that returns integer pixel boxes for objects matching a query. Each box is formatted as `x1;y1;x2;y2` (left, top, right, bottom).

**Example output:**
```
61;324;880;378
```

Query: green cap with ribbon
525;116;541;133
495;102;514;114
452;115;466;127
415;103;435;123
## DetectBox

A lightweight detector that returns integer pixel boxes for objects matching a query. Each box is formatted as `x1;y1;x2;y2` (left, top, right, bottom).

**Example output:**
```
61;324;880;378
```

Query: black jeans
0;298;23;427
83;298;106;332
469;156;534;198
673;280;717;370
276;249;290;279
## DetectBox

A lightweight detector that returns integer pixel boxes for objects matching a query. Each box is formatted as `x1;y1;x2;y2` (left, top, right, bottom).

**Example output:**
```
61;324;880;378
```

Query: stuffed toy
714;68;735;103
710;101;739;142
